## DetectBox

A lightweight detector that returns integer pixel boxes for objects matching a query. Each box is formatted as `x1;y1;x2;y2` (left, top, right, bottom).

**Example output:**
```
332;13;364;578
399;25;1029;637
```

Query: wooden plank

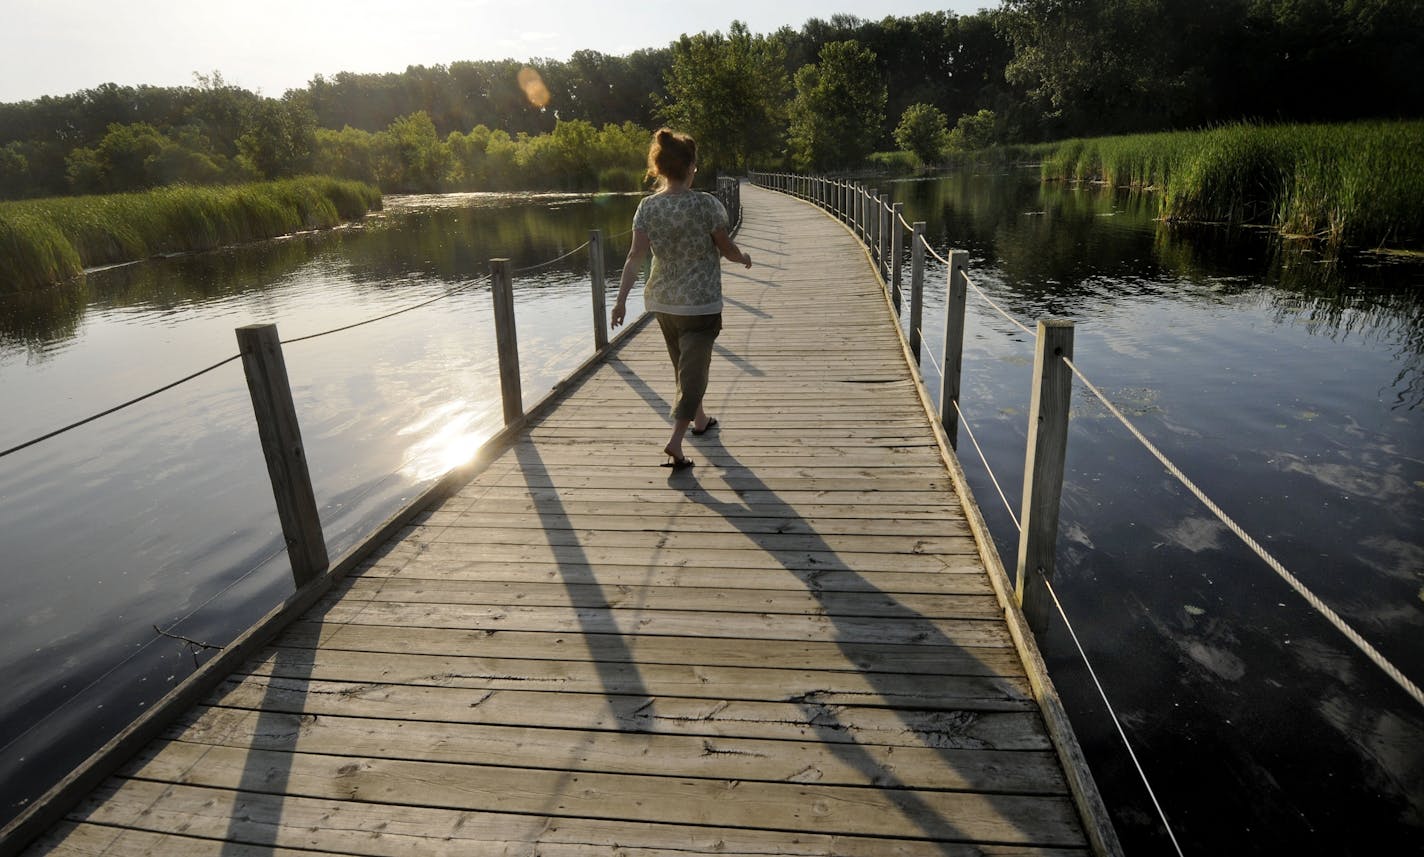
302;600;1018;648
231;647;1033;706
280;622;1025;675
208;674;1049;749
333;578;997;614
397;524;973;556
163;705;1067;794
118;742;1086;846
60;781;1088;857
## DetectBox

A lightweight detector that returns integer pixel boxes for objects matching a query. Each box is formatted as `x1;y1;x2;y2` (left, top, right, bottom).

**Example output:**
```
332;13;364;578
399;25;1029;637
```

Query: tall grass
0;177;382;291
1038;121;1424;249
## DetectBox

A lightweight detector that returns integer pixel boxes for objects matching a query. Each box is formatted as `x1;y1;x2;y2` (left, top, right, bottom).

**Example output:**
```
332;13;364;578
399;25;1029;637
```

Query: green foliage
787;41;887;171
945;109;1001;153
659;21;790;172
237;99;317;179
893;103;950;166
997;0;1424;140
1037;120;1424;249
310;114;651;193
0;177;381;291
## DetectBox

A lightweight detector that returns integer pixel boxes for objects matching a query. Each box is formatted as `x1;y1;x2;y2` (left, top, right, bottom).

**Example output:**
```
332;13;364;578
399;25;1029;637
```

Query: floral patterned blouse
632;190;729;315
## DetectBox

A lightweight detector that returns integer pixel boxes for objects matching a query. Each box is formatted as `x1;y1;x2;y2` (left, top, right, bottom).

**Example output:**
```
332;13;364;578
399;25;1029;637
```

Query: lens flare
518;67;551;109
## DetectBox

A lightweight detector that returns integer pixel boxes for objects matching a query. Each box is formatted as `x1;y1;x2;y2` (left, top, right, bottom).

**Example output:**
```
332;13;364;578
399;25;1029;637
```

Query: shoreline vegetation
1032;120;1424;250
0;177;381;291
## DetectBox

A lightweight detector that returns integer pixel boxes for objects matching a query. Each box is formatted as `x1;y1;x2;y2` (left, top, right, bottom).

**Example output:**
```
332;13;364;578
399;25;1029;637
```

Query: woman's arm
712;227;752;268
612;229;651;328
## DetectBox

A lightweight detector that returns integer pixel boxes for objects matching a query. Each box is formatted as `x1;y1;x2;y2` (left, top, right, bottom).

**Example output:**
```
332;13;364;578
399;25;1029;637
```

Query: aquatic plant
1038;121;1424;249
0;177;382;291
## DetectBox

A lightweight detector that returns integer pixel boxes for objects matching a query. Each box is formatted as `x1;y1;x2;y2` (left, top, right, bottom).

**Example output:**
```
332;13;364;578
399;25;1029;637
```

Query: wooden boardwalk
24;185;1107;856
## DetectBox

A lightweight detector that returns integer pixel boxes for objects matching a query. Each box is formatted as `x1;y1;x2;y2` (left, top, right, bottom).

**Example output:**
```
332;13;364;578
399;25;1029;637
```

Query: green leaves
787;41;886;171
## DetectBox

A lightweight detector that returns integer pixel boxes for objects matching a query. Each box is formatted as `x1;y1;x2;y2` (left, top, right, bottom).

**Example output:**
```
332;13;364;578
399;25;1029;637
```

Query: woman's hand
740;251;752;269
611;299;627;329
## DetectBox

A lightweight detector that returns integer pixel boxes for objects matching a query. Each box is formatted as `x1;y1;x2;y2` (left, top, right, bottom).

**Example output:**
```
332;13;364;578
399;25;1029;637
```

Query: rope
281;280;479;345
1042;575;1187;857
1062;356;1424;711
1;234;621;457
898;210;914;233
0;354;242;459
916;328;945;379
951;400;1022;531
916;233;1036;338
513;239;591;274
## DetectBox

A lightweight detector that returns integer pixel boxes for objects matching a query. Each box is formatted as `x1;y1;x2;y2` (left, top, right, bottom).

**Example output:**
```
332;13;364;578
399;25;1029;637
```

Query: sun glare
398;399;494;482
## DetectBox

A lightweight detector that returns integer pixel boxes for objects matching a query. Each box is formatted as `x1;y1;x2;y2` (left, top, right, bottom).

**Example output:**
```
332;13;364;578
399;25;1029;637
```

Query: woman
611;128;752;470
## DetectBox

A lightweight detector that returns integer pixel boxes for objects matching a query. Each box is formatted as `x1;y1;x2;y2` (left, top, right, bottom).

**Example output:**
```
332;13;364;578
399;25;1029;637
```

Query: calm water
876;170;1423;854
1;176;1420;853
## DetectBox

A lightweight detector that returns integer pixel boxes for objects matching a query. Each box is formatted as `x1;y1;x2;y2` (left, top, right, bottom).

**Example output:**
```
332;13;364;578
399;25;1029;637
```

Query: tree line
1;0;1420;198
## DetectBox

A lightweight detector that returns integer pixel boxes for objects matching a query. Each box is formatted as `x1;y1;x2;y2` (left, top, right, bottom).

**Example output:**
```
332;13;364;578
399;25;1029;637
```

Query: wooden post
890;202;904;312
881;202;892;282
1016;320;1076;634
490;259;523;425
868;190;879;264
909;221;926;362
939;250;969;447
589;229;608;351
236;324;329;587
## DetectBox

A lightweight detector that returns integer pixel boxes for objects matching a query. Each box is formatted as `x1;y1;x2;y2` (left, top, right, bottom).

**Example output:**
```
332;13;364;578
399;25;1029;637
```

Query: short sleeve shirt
632;191;729;315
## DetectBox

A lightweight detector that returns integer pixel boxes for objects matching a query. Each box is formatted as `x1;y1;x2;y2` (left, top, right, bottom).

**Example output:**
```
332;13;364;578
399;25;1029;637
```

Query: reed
1038;121;1424;249
0;177;382;291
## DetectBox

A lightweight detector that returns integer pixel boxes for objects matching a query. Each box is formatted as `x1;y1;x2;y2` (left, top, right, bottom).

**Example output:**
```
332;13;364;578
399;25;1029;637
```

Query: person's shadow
615;354;1080;849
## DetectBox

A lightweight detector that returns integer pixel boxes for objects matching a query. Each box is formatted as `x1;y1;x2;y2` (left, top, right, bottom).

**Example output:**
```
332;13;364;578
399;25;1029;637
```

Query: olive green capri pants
655;312;722;421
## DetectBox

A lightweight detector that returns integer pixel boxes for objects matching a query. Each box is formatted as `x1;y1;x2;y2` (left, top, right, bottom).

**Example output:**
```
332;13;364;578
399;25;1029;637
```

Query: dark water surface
1;177;1420;853
877;170;1423;854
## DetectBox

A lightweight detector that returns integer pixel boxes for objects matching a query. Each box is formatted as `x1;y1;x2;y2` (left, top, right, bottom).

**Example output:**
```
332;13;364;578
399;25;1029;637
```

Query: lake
1;174;1420;853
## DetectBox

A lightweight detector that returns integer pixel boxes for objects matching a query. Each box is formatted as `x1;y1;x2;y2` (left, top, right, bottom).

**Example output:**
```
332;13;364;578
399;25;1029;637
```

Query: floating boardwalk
19;184;1115;856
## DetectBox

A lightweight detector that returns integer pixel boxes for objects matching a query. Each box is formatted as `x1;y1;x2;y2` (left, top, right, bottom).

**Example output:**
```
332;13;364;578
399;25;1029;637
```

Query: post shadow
218;630;315;853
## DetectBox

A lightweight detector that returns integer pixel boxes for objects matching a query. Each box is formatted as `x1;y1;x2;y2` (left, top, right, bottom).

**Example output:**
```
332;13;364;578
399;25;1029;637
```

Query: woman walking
611;128;752;469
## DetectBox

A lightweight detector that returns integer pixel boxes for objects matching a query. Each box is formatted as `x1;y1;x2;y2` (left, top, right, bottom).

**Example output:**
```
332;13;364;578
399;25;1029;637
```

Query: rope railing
1042;574;1188;857
951;399;1022;531
748;169;1422;849
1063;355;1424;710
0;228;648;461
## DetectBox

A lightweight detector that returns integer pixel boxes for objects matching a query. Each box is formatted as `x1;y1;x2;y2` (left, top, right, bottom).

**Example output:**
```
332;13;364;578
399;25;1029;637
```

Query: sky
1;0;995;104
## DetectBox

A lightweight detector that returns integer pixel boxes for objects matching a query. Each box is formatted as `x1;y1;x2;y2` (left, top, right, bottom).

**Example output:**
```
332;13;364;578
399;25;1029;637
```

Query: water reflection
877;168;1424;853
884;168;1424;409
398;398;496;482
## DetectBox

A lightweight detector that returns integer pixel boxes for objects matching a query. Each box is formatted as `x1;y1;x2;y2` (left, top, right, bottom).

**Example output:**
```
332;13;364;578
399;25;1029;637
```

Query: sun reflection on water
397;398;497;482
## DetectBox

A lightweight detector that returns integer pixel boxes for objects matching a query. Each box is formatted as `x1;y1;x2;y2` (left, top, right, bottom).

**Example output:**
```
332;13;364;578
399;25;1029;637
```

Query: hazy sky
1;0;995;103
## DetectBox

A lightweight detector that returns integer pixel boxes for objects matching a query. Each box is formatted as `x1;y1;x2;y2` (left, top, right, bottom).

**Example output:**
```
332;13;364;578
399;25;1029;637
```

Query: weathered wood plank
230;646;1033;706
118;742;1086;845
163;706;1067;793
280;623;1025;675
60;781;1088;857
207;675;1049;749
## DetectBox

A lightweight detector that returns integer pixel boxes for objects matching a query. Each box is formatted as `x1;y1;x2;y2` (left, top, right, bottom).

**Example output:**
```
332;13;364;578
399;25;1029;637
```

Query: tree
382;111;450;192
946;108;1000;151
237;99;316;178
894;103;949;165
787;40;886;171
659;21;789;173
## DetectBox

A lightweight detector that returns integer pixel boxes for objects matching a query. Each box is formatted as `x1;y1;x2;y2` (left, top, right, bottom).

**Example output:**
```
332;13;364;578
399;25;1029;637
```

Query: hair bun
657;128;675;142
